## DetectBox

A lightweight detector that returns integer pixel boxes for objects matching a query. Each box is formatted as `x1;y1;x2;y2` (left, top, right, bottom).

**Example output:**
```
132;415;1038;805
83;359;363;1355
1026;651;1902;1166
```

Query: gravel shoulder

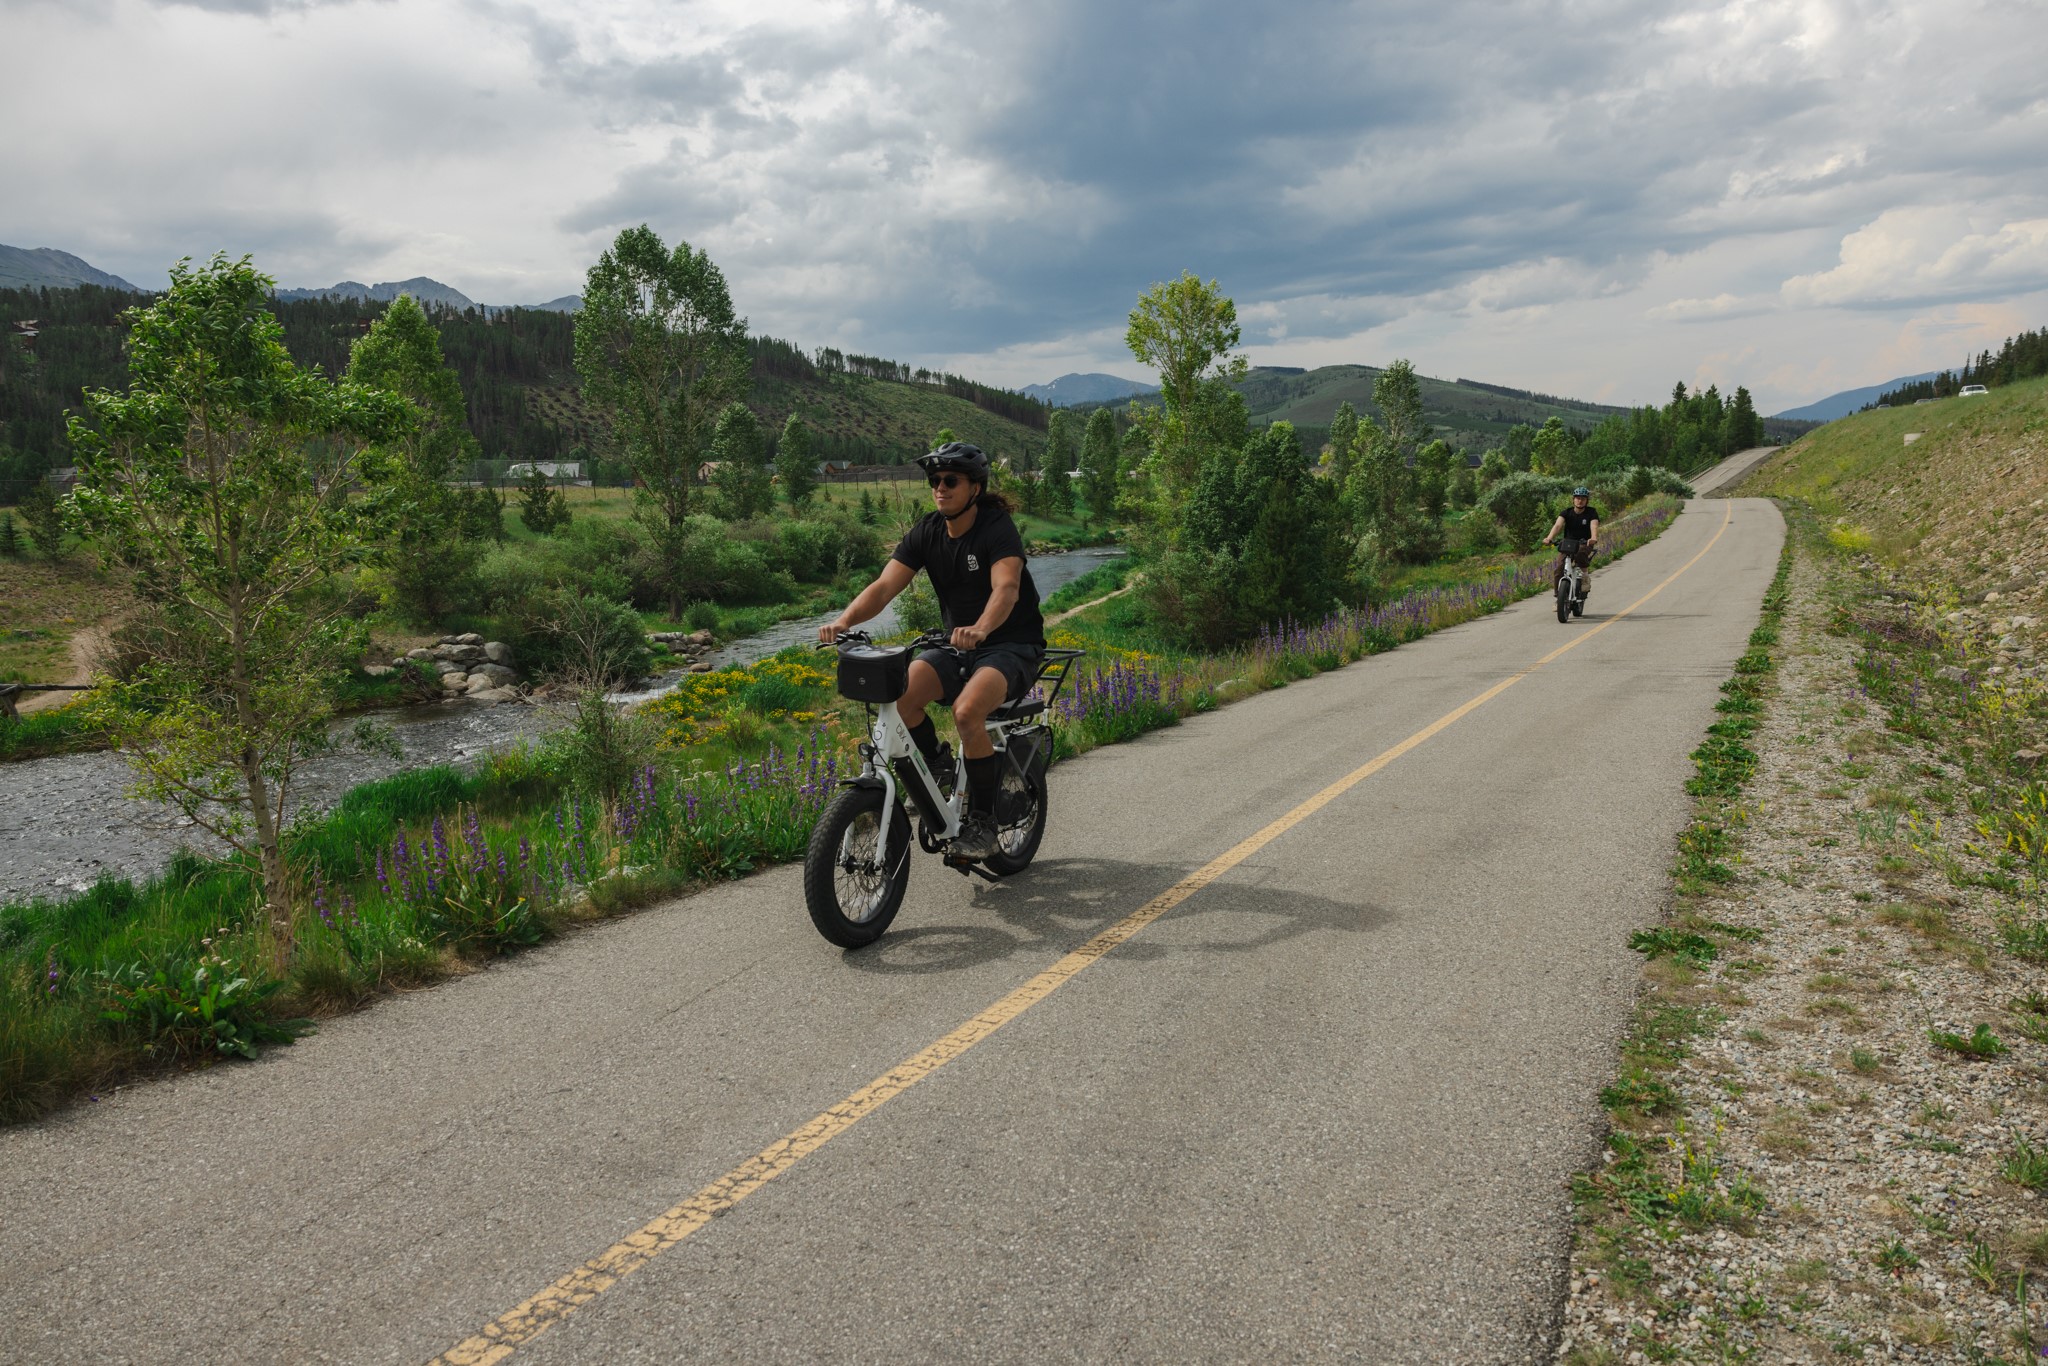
1556;520;2048;1363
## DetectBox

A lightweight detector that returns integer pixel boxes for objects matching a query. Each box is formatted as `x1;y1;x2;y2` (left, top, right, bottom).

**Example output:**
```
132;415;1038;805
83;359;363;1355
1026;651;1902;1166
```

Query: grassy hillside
1734;374;2048;616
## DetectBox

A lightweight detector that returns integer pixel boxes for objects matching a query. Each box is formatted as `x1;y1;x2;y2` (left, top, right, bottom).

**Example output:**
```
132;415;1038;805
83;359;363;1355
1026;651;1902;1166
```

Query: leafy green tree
776;413;818;509
1478;448;1510;488
574;226;748;616
1125;272;1248;514
17;480;66;560
709;401;773;519
64;254;409;914
1415;438;1459;522
1145;422;1350;647
345;294;479;620
1372;360;1428;463
1079;408;1121;527
1501;423;1536;472
518;464;571;535
1528;416;1573;475
1325;400;1360;485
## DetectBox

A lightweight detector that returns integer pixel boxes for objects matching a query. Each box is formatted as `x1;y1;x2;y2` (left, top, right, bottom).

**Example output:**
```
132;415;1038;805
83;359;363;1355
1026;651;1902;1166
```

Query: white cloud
1782;209;2048;307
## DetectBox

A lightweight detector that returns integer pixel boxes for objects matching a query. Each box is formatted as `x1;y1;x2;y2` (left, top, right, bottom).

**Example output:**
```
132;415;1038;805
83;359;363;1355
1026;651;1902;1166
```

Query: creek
0;547;1123;904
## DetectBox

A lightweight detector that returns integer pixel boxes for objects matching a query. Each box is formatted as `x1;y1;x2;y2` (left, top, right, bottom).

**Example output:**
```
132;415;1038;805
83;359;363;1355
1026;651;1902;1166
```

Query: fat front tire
1555;576;1573;623
984;765;1047;876
804;786;912;948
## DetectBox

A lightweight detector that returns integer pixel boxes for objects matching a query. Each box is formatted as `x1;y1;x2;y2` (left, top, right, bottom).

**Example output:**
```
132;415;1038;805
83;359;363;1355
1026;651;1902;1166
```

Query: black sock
907;716;941;763
965;755;1000;816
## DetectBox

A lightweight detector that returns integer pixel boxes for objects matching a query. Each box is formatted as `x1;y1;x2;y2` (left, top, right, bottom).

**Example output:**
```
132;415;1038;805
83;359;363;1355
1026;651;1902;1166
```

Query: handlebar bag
837;644;911;702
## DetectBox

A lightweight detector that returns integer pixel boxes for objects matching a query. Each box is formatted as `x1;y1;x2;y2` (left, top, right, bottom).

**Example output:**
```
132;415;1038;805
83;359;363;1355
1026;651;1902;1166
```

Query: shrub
1482;472;1573;552
518;591;653;685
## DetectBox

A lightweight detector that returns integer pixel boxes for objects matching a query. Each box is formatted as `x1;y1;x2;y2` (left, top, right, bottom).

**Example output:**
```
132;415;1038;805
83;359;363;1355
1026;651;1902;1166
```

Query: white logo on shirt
966;554;980;571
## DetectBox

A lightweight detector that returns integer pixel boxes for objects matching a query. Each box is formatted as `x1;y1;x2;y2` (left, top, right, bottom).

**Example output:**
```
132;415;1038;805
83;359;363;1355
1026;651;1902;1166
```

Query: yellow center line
430;499;1739;1366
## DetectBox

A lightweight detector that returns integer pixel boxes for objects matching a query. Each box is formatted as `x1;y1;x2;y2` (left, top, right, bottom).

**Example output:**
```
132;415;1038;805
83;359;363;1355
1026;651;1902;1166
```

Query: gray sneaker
948;812;999;861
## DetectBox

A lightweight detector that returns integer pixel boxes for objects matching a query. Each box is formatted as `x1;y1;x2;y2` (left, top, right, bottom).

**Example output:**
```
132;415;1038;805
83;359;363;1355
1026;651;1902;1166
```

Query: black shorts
916;642;1044;705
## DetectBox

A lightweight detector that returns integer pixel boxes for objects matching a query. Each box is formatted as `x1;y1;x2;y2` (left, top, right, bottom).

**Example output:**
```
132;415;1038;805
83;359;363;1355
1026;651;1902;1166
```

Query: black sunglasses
927;473;967;489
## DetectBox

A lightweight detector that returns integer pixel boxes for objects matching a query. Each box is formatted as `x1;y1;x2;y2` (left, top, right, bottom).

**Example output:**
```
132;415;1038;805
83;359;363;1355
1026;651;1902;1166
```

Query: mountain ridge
1770;372;1943;422
1019;372;1160;407
0;245;140;293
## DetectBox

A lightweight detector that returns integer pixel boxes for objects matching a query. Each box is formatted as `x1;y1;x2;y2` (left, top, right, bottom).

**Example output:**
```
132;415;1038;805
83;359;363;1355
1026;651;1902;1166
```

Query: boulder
363;664;394;678
464;673;497;696
454;644;488;665
689;661;714;673
689;629;714;646
474;663;517;686
441;671;470;690
484;641;514;665
406;647;435;661
456;632;485;646
434;660;465;676
472;686;521;704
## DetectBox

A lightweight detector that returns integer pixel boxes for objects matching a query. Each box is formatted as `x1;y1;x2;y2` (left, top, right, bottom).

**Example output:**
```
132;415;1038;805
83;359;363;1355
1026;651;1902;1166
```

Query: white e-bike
803;629;1083;948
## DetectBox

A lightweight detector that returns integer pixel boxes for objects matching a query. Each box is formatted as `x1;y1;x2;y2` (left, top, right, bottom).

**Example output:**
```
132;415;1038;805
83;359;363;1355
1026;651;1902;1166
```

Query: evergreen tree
518;464;571;535
776;413;818;509
17;481;66;560
0;510;18;557
1727;386;1762;451
1372;360;1428;462
1044;409;1079;479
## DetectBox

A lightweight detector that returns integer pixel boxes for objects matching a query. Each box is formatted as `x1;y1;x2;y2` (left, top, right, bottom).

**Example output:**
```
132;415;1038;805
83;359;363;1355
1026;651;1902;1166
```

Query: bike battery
837;644;911;702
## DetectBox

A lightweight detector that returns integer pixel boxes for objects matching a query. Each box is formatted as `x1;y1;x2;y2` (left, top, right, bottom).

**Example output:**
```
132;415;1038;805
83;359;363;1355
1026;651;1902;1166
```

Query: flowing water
0;547;1123;903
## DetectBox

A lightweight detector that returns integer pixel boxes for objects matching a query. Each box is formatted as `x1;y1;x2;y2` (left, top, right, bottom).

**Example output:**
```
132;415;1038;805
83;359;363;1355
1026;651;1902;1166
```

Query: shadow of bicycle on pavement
841;856;1394;977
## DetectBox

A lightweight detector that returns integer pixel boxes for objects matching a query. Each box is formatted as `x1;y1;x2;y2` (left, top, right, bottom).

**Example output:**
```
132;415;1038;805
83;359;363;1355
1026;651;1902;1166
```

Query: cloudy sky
4;0;2046;413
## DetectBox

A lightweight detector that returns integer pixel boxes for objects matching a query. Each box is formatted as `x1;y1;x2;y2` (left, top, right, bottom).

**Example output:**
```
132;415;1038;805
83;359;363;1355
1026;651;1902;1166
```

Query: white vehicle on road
1960;384;1989;397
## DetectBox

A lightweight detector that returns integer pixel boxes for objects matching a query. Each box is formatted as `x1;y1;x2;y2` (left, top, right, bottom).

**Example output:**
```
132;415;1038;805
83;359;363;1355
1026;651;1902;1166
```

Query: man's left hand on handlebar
818;620;850;645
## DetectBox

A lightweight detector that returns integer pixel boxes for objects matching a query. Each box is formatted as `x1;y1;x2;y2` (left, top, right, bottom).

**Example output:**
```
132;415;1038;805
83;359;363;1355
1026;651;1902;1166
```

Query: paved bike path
0;498;1784;1364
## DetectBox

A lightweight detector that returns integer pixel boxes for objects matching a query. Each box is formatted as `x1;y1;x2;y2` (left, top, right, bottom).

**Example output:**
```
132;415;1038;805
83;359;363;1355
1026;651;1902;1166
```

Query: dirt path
15;623;108;715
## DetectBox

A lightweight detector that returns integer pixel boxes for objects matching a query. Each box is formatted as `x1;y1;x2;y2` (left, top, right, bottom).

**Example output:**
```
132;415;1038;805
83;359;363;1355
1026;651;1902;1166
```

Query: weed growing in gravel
2005;1136;2048;1191
1929;1024;2010;1058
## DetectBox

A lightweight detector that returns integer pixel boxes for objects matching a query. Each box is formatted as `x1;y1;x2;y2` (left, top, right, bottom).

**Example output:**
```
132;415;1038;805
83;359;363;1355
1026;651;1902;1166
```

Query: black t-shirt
891;504;1045;648
1560;504;1601;541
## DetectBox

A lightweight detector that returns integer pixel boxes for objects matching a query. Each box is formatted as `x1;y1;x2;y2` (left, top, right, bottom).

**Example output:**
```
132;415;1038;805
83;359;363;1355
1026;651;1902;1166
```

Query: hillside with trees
0;284;1054;503
1872;322;2048;406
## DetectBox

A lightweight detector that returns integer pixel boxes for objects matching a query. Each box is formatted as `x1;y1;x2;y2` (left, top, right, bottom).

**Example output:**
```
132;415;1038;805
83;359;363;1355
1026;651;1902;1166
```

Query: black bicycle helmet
917;441;991;484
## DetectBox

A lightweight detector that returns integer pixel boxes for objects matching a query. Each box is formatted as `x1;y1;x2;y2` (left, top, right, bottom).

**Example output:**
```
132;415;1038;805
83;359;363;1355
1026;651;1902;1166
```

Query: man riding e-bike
819;442;1046;861
1542;485;1601;607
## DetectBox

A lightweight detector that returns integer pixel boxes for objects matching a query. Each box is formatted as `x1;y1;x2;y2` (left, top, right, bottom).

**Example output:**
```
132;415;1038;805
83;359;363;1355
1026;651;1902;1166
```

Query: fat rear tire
984;764;1047;876
804;786;911;948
